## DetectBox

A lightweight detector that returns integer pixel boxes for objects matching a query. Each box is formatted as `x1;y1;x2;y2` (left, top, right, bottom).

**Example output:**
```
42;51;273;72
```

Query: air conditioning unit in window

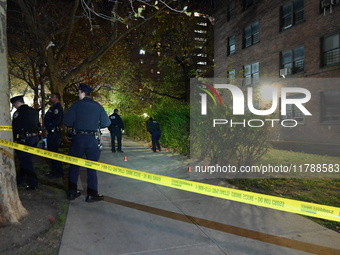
280;68;292;77
322;0;335;8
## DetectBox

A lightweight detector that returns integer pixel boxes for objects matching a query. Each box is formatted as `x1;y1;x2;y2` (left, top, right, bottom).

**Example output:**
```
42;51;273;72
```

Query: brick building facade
214;0;340;155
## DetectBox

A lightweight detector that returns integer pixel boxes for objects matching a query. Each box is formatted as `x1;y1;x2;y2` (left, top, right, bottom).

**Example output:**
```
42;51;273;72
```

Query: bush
123;115;150;142
190;101;271;169
150;105;190;154
123;104;190;155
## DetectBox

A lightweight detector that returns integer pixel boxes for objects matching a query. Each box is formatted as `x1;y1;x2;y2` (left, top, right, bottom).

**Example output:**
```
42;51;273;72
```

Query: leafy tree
7;0;189;102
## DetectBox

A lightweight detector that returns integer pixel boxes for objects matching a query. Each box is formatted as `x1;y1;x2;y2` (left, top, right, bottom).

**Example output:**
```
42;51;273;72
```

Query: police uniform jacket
147;120;161;134
44;102;64;132
108;113;124;131
12;105;40;140
63;97;110;131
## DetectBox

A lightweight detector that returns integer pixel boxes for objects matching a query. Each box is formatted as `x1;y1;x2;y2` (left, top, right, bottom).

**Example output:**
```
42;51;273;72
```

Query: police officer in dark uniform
147;117;162;152
44;93;64;178
108;109;124;152
11;95;40;190
63;83;110;202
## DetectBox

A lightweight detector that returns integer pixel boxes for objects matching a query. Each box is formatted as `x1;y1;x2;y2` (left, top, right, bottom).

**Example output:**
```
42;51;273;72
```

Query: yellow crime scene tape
0;126;339;222
0;126;12;131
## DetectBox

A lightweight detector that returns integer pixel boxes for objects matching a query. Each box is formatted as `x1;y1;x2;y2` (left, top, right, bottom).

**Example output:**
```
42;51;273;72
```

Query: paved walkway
59;130;340;255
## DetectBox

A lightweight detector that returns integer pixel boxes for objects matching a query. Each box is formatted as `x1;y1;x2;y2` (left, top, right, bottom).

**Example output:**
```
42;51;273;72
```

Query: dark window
242;0;258;10
227;0;236;21
320;90;340;123
244;22;259;48
284;95;305;122
228;35;236;55
244;62;259;86
281;46;304;73
322;34;340;67
281;0;304;30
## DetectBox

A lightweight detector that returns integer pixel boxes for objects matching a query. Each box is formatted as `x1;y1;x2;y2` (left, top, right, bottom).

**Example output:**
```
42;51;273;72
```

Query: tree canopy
7;0;189;102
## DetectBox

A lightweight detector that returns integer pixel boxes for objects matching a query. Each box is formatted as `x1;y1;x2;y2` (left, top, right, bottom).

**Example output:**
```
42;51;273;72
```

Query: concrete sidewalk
59;130;340;255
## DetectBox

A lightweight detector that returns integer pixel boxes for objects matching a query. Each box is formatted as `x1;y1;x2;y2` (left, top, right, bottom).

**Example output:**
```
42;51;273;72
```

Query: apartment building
127;2;214;83
214;0;340;155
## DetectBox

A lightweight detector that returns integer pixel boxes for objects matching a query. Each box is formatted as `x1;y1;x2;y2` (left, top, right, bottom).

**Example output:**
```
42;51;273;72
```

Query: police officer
11;95;40;190
63;83;110;202
147;117;162;152
44;93;64;178
108;109;124;152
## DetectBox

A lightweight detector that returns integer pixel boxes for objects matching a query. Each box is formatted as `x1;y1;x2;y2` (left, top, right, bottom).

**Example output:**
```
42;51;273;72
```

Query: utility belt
74;130;102;149
26;132;39;137
50;126;63;133
76;130;98;135
15;131;39;142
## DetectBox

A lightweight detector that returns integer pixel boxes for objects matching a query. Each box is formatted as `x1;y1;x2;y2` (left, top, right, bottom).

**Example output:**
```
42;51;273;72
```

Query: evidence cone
124;156;128;161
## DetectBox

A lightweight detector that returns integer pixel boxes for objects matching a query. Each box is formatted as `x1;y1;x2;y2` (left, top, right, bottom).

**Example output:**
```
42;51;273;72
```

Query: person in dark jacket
147;117;162;152
44;93;64;178
108;109;124;152
11;95;40;190
63;83;110;202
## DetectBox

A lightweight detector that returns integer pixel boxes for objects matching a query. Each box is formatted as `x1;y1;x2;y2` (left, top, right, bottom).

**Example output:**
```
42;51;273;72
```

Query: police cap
79;83;93;93
10;95;24;104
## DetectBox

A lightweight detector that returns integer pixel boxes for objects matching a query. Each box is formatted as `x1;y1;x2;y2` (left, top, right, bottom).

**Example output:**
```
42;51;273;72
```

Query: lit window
228;69;236;81
195;37;207;42
228;35;236;55
197;53;207;57
194;12;204;17
194;29;207;34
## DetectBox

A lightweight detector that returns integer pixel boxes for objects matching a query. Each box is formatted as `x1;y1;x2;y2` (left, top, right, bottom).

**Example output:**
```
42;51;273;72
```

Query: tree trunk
0;0;28;225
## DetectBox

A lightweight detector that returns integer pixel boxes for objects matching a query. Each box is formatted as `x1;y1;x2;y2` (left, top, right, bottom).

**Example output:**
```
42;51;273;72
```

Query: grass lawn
227;148;340;232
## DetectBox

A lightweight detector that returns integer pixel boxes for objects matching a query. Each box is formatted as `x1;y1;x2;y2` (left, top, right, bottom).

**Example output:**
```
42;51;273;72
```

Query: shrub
190;101;271;169
123;104;190;155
